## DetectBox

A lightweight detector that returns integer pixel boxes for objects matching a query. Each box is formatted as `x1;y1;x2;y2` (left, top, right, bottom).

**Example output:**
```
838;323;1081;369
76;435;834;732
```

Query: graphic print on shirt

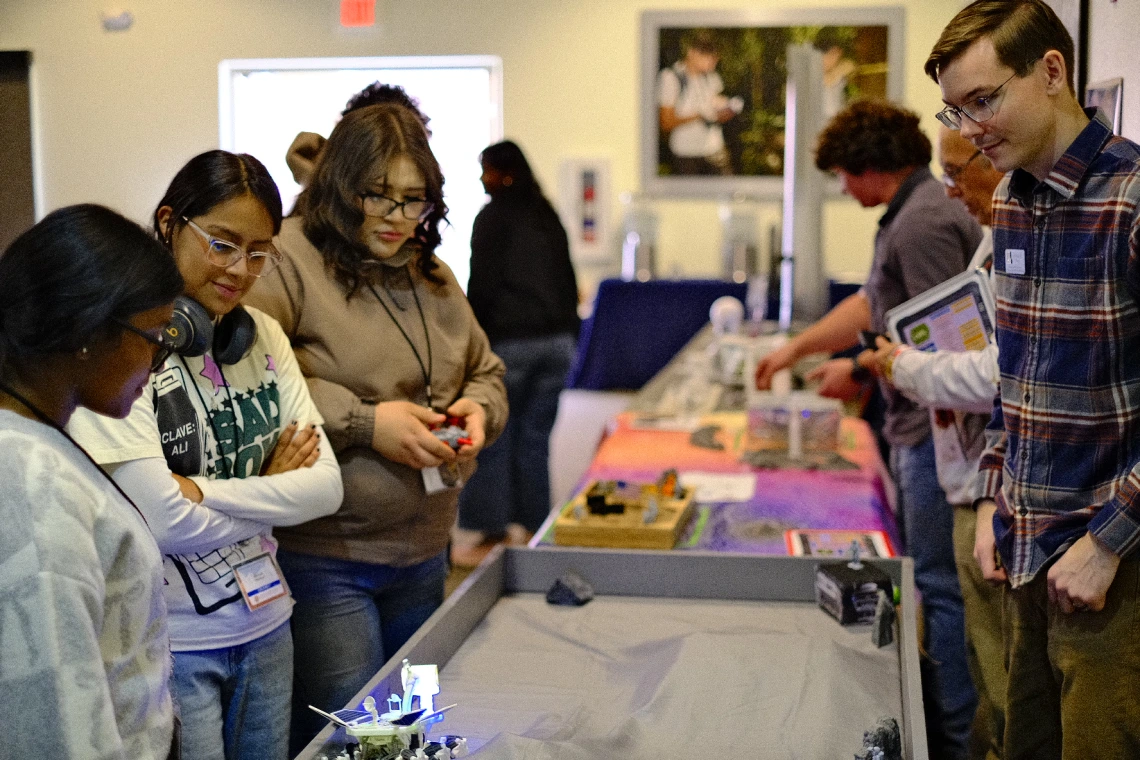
154;366;204;476
155;353;283;616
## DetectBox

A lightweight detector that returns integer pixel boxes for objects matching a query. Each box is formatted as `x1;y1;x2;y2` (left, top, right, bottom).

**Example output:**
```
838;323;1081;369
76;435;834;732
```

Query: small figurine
847;539;864;570
430;415;472;450
642;492;659;524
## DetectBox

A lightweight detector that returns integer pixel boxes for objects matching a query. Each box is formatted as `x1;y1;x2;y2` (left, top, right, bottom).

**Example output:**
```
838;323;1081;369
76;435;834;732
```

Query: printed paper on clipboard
885;267;995;352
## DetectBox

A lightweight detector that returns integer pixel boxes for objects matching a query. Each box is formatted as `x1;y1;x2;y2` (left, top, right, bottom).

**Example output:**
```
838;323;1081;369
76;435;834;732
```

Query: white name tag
422;463;463;495
232;552;289;611
1005;248;1026;275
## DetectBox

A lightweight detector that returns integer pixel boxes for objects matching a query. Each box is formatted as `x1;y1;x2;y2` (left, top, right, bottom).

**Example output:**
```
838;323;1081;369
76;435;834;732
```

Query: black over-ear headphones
166;295;257;366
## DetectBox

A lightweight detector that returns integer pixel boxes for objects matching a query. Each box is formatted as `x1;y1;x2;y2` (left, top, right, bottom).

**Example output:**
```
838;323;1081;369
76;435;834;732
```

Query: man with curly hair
756;99;983;759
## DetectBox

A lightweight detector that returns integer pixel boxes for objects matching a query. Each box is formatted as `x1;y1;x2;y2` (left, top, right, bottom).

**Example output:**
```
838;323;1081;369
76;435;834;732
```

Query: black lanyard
368;267;434;408
0;379;150;526
179;354;240;464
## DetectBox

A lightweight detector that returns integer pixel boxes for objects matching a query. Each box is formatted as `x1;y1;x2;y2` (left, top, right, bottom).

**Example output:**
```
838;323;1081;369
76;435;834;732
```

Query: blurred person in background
452;140;580;566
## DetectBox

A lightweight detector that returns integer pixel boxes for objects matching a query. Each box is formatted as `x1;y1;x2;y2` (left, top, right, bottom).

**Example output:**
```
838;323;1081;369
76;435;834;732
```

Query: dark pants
458;334;575;535
892;436;976;759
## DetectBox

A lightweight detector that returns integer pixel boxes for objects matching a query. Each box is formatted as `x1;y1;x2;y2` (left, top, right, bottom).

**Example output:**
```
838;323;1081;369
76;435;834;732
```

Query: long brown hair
295;103;447;296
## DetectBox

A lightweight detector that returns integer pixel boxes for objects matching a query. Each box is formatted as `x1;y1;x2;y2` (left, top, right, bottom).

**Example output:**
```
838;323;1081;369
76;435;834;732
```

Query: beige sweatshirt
245;216;507;566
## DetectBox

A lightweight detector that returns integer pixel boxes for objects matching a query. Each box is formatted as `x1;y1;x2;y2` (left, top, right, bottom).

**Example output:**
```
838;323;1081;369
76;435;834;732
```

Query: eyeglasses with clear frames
114;318;178;372
182;217;283;277
359;192;434;220
941;149;984;189
936;72;1018;130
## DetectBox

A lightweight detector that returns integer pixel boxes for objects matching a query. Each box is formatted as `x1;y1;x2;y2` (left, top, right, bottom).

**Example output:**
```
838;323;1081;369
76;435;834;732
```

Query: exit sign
341;0;376;27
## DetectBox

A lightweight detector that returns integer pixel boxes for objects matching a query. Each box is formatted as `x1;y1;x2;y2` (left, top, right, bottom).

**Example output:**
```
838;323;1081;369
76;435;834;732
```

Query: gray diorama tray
294;546;926;759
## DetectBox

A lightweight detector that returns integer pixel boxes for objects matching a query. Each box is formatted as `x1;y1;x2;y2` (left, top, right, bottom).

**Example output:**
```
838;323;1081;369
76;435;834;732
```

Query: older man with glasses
860;126;1007;759
928;1;1140;758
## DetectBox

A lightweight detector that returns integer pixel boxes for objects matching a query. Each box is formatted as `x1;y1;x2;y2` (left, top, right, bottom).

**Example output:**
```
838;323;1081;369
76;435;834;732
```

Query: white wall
1087;0;1140;142
0;0;968;283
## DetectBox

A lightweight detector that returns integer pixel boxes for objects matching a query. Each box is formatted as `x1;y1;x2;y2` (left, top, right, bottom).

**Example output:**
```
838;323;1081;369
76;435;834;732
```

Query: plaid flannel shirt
978;109;1140;587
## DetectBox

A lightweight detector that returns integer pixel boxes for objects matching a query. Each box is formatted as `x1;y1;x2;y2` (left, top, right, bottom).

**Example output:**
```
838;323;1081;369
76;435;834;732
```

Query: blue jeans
276;548;448;755
892;436;976;760
171;620;293;760
458;333;576;534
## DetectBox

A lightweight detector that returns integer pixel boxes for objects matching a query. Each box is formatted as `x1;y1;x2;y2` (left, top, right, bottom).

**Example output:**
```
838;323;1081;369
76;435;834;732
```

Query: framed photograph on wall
640;7;905;199
1085;77;1123;135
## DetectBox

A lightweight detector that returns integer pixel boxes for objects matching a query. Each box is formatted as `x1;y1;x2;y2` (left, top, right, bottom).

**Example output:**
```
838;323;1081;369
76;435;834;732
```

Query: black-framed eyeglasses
936;72;1018;129
941;149;984;189
359;192;434;220
182;217;283;277
115;318;177;372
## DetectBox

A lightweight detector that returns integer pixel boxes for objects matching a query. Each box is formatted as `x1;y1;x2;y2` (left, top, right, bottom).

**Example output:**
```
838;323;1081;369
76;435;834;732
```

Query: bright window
219;56;503;289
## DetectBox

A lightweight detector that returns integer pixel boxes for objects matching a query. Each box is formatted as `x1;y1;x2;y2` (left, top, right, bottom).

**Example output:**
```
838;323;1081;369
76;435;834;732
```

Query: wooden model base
553;480;695;550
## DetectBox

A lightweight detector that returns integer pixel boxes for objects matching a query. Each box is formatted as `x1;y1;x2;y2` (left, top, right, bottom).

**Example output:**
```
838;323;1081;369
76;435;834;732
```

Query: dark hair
0;204;183;377
153;150;283;249
296;103;448;296
926;0;1075;94
481;140;538;192
342;82;432;135
481;140;560;217
814;100;932;174
685;30;719;56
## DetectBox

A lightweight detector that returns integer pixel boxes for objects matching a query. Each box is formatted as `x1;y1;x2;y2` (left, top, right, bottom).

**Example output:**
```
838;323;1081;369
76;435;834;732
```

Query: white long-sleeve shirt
889;231;997;504
69;306;343;650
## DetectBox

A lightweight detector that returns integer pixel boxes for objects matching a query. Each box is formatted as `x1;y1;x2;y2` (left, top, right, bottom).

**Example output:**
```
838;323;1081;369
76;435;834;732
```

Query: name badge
1005;248;1026;275
231;552;289;611
422;463;464;495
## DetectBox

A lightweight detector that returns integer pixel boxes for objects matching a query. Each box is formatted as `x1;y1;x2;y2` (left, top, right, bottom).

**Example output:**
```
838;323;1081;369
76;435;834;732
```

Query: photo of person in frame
656;30;743;176
654;25;890;179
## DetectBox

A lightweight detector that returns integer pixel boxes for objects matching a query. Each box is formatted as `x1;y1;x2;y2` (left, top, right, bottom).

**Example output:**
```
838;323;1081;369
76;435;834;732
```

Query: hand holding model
371;401;453;469
445;397;487;462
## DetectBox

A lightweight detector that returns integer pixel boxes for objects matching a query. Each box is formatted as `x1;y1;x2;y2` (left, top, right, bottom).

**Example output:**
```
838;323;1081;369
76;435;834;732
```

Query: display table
541;327;899;555
293;547;927;760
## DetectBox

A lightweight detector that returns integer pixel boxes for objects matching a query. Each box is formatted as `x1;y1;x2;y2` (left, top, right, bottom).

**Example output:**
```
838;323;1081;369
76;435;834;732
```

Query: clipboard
885;267;995;352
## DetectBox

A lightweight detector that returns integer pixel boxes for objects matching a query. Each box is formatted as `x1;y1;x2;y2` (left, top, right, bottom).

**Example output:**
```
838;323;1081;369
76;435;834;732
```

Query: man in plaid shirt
928;1;1140;757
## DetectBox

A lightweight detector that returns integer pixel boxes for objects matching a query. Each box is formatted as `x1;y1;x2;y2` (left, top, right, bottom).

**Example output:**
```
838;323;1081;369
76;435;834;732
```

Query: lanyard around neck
179;354;240;462
367;267;433;408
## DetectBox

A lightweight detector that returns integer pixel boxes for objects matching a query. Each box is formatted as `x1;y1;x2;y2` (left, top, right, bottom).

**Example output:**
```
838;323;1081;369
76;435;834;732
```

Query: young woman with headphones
244;103;507;754
68;151;344;760
0;204;183;759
